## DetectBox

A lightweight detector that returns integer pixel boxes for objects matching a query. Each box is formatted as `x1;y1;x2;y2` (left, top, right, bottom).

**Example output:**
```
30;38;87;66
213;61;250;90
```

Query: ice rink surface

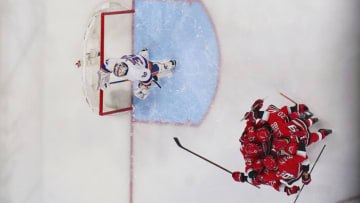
1;0;360;203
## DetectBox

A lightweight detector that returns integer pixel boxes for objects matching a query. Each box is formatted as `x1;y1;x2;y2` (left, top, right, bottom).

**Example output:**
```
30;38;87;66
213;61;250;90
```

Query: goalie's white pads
97;70;111;90
154;60;176;79
134;83;150;100
138;48;149;60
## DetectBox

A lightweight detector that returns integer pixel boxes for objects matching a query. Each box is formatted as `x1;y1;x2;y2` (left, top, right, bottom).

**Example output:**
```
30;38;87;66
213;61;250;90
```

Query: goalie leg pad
152;60;176;79
134;83;150;100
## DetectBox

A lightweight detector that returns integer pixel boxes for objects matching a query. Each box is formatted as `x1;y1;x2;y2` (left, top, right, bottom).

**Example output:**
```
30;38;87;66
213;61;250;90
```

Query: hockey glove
244;111;257;123
248;170;258;179
251;99;264;111
97;70;111;90
232;172;247;183
285;186;299;196
299;104;309;113
302;172;311;185
289;112;300;120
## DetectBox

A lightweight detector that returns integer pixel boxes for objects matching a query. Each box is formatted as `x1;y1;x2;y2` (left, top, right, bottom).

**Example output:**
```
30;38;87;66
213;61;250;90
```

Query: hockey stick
111;79;161;89
173;137;260;189
280;92;297;105
152;79;162;88
110;80;127;85
293;144;326;203
279;92;313;119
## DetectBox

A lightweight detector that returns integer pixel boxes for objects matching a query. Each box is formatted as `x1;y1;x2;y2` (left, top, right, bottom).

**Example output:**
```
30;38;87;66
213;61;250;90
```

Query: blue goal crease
133;0;219;125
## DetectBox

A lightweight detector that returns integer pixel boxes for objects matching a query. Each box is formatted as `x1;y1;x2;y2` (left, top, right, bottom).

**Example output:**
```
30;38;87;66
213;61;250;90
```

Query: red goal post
81;2;135;116
99;10;134;116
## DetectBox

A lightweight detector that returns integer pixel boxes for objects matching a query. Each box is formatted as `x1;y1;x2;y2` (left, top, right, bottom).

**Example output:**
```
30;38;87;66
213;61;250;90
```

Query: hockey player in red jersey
233;154;310;195
270;117;332;157
243;99;332;155
241;142;267;178
239;101;269;147
239;117;272;179
262;155;311;186
232;169;300;195
234;98;331;195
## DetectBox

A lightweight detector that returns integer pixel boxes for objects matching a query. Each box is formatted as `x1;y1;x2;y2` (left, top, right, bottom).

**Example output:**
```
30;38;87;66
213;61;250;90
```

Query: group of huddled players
231;99;332;196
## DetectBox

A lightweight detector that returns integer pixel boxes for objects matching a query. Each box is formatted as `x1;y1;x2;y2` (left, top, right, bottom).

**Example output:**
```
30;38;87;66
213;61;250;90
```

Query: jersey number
287;124;298;133
121;55;143;65
278;171;294;179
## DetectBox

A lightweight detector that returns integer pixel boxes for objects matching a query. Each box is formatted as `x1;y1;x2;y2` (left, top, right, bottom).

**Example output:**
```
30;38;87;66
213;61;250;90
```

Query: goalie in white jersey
98;48;176;99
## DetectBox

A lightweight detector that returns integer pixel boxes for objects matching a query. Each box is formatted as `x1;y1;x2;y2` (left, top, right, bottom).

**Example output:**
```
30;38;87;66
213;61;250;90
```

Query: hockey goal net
82;2;134;115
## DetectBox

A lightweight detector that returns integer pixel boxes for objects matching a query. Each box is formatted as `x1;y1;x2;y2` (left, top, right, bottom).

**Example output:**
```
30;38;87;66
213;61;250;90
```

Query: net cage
82;1;134;115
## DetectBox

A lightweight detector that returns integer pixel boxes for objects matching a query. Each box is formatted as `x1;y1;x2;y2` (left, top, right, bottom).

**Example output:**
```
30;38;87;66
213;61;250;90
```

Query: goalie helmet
263;156;278;171
113;62;129;77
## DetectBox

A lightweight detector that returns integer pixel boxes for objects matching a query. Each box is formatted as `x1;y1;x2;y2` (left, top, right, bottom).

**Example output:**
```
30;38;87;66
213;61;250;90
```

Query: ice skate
318;129;332;137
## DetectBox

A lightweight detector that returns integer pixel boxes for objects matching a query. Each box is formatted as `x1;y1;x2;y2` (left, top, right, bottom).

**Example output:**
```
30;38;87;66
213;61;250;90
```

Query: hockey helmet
247;132;256;142
244;143;260;156
263;156;278;171
272;138;288;151
113;62;129;77
256;127;270;142
252;159;264;172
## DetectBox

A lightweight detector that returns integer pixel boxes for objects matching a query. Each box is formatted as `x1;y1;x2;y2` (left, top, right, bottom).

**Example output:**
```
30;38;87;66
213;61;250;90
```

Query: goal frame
99;10;135;116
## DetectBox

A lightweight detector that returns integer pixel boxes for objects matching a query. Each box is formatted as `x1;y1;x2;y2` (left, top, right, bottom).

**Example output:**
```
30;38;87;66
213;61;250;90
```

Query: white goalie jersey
98;49;176;100
102;54;152;85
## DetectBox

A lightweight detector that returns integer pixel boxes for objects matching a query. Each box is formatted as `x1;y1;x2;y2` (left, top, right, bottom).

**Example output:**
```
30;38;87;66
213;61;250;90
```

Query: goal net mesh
82;2;134;115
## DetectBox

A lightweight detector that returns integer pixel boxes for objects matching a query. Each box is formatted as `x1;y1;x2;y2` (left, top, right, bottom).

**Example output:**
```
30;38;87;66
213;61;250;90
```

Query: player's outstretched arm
232;171;247;182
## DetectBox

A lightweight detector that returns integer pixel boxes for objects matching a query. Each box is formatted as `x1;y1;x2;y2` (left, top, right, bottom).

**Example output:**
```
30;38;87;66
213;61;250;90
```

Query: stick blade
173;137;182;147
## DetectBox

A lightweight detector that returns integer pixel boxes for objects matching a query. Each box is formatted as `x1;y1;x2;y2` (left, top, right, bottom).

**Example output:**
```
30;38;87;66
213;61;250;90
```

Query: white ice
0;0;359;203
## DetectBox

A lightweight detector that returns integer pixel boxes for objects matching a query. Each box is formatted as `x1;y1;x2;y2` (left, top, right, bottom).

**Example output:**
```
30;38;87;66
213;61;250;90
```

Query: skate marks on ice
133;0;219;125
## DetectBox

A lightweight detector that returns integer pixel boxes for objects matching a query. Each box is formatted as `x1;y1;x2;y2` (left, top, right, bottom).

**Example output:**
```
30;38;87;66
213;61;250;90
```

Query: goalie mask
113;62;129;77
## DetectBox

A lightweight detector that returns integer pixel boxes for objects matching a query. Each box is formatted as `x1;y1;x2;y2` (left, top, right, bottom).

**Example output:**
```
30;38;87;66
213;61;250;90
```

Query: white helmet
113;62;128;77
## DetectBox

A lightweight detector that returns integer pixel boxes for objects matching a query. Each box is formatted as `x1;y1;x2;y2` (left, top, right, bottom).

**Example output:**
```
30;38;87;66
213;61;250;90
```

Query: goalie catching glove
135;83;150;100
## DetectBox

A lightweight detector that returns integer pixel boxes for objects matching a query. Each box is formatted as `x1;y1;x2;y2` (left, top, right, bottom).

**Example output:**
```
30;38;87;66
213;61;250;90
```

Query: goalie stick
110;78;161;88
293;144;326;203
173;137;260;189
110;80;127;85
